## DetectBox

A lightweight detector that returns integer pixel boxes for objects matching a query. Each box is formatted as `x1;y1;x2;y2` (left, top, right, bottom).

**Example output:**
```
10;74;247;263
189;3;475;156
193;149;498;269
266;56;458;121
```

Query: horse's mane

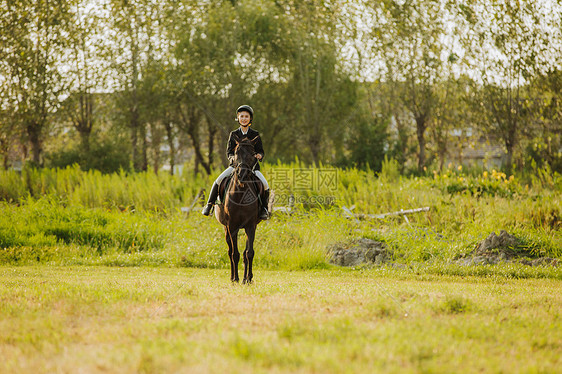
234;136;258;155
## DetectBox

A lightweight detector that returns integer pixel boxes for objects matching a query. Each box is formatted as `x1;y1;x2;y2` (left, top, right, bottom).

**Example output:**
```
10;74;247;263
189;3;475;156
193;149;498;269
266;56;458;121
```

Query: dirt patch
456;230;559;267
328;231;559;268
328;238;392;267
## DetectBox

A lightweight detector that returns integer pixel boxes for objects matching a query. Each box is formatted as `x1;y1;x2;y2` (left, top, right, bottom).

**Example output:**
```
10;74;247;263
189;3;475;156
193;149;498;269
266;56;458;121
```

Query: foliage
340;115;388;172
0;0;75;165
1;0;561;175
459;0;561;174
430;166;520;198
45;137;132;173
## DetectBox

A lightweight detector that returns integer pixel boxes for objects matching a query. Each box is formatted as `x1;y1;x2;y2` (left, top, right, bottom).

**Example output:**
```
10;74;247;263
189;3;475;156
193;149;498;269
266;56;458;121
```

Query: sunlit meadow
0;162;561;372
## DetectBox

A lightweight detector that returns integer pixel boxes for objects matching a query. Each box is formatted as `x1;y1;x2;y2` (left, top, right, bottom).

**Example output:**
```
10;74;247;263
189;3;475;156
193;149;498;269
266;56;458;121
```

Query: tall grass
0;198;168;264
0;165;208;211
1;162;560;273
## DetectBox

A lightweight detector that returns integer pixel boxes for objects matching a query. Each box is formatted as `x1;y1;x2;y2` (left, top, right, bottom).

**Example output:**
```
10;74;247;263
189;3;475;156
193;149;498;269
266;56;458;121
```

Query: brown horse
214;136;265;283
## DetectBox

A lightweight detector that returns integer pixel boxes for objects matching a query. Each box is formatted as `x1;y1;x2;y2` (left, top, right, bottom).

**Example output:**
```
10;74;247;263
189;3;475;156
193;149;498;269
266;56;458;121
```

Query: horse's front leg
226;227;240;282
243;225;256;284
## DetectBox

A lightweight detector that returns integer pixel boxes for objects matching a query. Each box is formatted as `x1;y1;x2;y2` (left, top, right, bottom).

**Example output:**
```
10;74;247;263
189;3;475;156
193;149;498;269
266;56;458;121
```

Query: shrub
45;138;131;174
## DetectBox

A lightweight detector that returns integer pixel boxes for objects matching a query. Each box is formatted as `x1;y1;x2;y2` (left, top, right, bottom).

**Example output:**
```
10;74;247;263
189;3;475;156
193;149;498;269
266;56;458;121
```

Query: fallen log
341;206;430;220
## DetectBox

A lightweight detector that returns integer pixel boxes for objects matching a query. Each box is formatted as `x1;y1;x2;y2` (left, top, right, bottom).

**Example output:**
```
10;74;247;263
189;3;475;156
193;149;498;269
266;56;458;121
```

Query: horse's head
233;136;258;187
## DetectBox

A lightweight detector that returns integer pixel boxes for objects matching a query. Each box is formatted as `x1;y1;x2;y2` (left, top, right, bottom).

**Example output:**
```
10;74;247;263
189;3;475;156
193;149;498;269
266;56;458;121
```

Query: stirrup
202;203;214;216
259;208;269;220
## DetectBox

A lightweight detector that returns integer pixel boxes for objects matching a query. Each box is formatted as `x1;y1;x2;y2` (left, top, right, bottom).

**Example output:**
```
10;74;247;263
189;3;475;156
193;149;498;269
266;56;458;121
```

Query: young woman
202;105;270;219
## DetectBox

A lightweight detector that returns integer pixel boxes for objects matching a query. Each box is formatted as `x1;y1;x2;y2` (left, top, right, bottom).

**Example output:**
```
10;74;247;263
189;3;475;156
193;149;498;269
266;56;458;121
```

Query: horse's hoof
242;279;253;285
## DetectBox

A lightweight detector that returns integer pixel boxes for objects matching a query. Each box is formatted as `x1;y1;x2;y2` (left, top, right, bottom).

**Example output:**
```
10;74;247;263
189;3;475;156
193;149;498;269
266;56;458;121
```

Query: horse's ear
250;135;260;145
232;134;241;144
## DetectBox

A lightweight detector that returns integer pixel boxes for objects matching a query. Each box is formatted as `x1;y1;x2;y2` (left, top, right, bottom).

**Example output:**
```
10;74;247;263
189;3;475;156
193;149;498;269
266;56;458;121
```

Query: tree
280;0;358;164
0;54;21;169
164;1;240;174
359;0;455;172
1;0;74;165
59;0;110;154
430;73;469;171
526;69;562;172
168;0;293;171
108;0;172;171
344;112;389;171
0;98;21;169
461;0;560;173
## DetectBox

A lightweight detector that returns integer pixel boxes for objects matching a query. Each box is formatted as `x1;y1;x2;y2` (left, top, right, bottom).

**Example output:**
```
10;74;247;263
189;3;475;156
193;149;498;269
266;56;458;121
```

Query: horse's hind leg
226;228;240;282
243;225;256;284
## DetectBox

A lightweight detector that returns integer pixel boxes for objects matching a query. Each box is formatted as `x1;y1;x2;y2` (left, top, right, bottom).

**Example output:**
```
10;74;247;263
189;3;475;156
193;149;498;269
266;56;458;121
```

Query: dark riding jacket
226;127;264;171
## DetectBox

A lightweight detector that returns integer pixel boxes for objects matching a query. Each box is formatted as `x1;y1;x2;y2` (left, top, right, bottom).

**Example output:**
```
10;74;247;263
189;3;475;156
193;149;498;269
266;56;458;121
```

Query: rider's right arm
226;132;236;160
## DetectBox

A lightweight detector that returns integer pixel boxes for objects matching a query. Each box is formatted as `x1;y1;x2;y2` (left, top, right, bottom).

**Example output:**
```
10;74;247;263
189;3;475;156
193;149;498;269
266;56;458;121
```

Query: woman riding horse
213;136;263;283
202;105;270;220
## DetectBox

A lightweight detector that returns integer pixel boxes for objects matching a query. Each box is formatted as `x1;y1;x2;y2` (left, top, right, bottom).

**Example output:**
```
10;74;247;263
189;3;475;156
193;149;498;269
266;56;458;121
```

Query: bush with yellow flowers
431;164;521;198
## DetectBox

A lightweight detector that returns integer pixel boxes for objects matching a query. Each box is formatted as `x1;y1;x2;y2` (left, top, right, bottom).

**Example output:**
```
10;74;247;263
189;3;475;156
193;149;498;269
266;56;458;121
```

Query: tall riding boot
259;189;270;220
202;182;219;216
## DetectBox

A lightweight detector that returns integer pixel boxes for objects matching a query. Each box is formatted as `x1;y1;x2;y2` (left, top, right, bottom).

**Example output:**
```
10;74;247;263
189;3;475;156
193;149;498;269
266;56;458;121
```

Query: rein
234;160;257;188
233;141;258;188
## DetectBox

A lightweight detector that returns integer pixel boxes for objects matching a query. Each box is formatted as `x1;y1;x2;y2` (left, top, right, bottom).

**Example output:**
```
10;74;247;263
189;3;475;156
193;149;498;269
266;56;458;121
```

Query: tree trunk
1;141;9;170
165;121;175;175
309;135;320;165
194;156;200;176
131;125;139;171
79;130;90;154
141;124;148;172
187;126;211;175
182;107;211;175
207;117;217;168
436;128;447;172
75;92;93;154
415;116;427;172
150;122;163;174
219;131;230;167
129;26;141;172
27;122;42;166
505;137;514;175
395;115;408;173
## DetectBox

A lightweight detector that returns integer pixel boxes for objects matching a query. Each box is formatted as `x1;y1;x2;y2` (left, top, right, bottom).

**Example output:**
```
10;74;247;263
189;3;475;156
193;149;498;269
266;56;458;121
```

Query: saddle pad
218;173;263;204
217;175;233;204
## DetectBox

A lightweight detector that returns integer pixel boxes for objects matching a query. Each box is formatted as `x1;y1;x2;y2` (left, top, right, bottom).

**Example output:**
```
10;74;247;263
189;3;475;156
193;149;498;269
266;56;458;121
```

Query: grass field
1;266;560;373
1;164;561;372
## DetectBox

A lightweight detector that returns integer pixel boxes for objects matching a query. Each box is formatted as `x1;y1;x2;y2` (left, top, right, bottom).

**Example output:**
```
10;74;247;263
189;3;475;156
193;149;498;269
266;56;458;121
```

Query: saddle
217;172;264;205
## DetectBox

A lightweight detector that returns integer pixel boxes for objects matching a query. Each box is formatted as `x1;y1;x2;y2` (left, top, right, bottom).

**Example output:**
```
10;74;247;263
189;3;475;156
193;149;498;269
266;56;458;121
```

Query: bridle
233;143;258;187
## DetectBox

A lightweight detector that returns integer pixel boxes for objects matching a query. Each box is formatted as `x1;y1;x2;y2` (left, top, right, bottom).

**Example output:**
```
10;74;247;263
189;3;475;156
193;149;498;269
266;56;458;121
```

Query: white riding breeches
215;167;234;184
215;166;269;190
255;171;269;190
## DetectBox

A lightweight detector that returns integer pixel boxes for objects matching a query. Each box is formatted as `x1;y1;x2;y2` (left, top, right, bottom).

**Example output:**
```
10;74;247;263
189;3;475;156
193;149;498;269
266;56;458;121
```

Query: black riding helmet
236;105;254;123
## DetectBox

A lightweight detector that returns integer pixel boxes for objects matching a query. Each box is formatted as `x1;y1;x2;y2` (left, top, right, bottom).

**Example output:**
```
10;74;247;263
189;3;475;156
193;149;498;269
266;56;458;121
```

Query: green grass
1;198;560;279
0;164;561;372
0;266;560;373
0;163;561;268
0;162;561;276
